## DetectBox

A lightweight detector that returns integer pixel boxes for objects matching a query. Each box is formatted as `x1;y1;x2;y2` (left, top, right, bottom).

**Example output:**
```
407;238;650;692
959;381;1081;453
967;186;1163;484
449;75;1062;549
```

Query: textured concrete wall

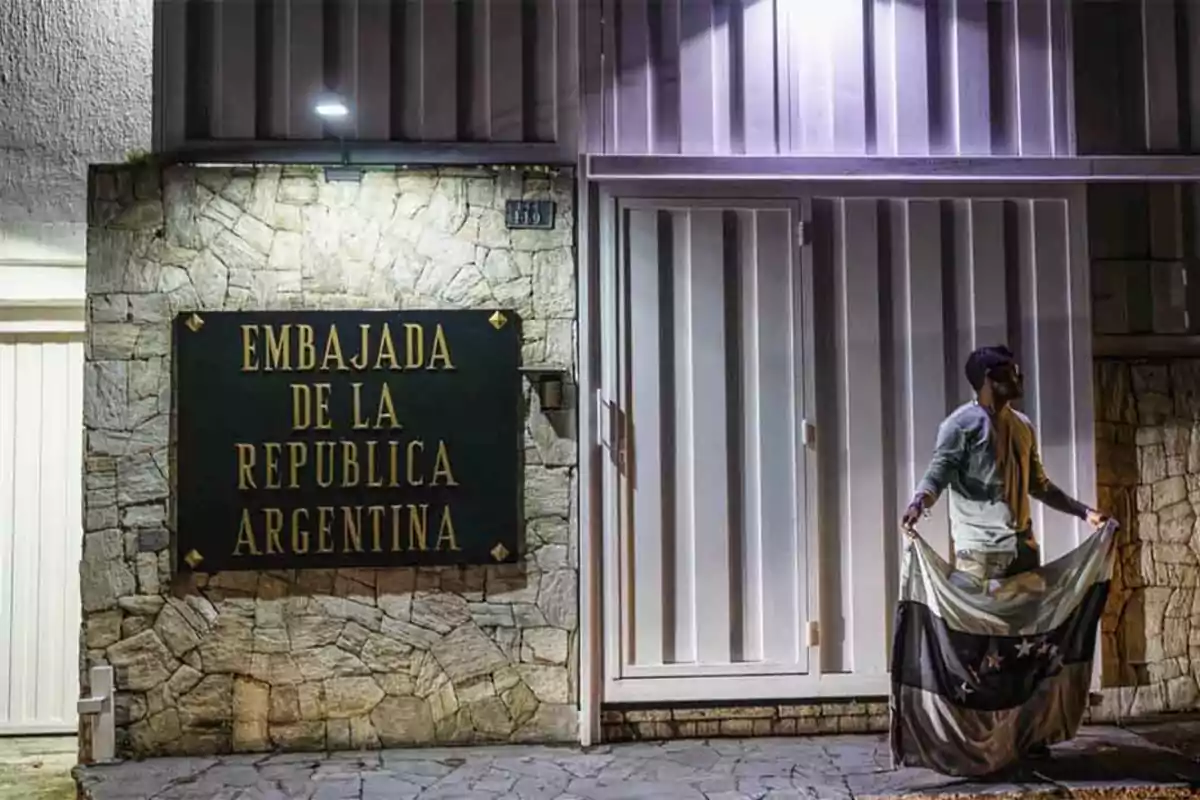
0;0;151;261
1092;360;1200;721
81;164;578;756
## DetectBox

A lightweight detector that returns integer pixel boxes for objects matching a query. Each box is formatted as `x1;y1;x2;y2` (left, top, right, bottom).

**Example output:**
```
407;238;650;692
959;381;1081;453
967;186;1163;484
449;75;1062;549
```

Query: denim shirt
915;402;1053;553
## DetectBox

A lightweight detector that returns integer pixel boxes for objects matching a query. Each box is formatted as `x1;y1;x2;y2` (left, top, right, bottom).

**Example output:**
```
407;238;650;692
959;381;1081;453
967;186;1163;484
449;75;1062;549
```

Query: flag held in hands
890;520;1118;777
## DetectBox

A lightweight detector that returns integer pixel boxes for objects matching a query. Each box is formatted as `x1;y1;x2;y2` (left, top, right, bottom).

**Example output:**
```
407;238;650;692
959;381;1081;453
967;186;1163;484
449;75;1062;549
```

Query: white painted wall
0;0;152;262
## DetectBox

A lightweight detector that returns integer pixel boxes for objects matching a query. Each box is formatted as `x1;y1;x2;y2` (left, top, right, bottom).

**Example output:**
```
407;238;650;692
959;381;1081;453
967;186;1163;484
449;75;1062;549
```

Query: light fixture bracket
324;166;363;183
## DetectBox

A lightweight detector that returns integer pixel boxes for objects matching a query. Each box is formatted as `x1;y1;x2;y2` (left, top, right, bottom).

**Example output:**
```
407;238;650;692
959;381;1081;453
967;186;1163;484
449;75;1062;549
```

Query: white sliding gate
0;267;85;734
595;187;1095;706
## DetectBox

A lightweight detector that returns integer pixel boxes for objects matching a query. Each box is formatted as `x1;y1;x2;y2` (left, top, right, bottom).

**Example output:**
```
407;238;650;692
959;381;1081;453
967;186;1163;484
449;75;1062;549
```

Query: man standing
900;345;1108;761
901;345;1107;582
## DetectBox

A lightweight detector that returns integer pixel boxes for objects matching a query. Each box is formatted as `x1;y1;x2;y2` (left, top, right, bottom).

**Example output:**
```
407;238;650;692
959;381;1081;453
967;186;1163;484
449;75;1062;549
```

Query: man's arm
915;418;963;503
904;418;963;527
1028;431;1092;520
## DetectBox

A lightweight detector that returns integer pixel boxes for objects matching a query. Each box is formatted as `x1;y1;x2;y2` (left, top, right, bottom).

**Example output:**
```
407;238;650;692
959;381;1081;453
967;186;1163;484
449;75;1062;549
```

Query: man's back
917;402;1042;553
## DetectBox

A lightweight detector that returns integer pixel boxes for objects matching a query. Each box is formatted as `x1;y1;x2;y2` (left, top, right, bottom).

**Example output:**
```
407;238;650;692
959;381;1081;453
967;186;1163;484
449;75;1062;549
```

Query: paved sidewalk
75;725;1200;800
0;736;76;800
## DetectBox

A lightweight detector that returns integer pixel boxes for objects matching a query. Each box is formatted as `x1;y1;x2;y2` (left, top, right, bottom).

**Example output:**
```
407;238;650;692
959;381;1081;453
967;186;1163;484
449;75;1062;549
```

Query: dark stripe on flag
890;580;1109;711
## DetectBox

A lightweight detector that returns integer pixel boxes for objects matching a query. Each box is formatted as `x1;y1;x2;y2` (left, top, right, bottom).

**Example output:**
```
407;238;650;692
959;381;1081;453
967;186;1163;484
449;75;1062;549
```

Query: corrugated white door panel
598;192;1092;704
610;201;814;698
0;335;84;734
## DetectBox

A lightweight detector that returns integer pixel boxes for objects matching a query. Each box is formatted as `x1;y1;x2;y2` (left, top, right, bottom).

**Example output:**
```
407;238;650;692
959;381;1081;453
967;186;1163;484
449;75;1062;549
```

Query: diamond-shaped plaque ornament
183;549;204;568
488;310;508;330
184;313;205;332
490;542;510;562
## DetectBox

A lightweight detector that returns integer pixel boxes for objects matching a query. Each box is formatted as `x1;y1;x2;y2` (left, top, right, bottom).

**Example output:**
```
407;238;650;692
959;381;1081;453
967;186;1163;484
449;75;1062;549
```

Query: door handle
598;394;628;475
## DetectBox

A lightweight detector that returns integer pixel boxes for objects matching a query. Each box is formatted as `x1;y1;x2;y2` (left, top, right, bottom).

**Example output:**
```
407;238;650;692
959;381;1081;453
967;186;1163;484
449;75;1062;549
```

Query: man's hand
902;499;925;537
1086;508;1109;530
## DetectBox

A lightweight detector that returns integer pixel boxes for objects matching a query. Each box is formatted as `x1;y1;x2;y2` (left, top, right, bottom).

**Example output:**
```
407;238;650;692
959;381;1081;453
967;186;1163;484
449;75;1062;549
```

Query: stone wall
601;701;890;742
1092;359;1200;721
81;164;578;756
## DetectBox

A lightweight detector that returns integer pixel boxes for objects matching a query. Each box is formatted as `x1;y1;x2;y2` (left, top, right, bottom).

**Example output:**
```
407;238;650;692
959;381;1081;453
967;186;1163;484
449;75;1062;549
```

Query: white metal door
0;332;84;733
600;199;821;703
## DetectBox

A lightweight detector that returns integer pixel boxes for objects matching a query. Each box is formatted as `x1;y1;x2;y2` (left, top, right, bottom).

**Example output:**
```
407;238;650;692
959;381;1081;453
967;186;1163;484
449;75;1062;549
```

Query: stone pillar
1093;358;1200;720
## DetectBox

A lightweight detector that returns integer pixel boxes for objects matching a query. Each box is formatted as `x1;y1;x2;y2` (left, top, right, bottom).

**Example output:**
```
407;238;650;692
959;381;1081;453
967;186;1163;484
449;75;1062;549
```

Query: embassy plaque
173;309;522;572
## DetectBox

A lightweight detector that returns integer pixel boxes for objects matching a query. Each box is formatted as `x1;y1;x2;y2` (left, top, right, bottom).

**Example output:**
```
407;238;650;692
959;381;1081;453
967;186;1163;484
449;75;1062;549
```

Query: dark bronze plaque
504;199;556;230
173;309;522;572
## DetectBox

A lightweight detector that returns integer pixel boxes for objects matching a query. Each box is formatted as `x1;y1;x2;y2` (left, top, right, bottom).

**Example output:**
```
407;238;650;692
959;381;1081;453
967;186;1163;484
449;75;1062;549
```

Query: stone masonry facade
1092;359;1200;721
81;164;578;756
600;701;890;743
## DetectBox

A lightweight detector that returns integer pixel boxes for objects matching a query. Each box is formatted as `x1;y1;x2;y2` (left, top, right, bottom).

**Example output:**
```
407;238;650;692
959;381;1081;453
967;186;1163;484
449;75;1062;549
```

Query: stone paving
75;725;1200;800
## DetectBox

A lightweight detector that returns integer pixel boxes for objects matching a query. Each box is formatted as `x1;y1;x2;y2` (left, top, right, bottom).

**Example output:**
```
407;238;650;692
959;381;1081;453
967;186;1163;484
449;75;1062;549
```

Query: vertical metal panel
688;211;732;665
836;200;888;674
213;0;257;139
593;0;1073;156
1073;0;1200;155
626;209;664;667
678;1;721;155
954;0;993;155
0;336;84;733
355;0;391;140
154;0;576;156
1014;0;1053;156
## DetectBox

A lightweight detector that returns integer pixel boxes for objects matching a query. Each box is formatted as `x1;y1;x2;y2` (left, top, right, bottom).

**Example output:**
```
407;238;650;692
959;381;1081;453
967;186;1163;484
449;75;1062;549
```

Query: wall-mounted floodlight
313;93;356;175
314;97;349;119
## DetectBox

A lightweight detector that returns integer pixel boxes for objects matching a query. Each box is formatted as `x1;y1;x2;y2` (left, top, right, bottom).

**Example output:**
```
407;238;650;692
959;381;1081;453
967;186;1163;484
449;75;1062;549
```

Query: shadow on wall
1093;360;1200;720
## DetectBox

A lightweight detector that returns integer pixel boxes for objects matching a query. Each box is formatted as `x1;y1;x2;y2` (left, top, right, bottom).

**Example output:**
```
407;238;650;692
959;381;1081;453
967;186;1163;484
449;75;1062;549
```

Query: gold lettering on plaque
376;324;400;370
351;383;370;430
431;440;458;486
315;383;332;429
342;506;364;552
365;442;384;488
236;444;257;489
350;324;370;371
234;508;261;555
436;507;461;551
291;508;310;553
316;506;335;553
404;323;424;369
315;442;336;488
264;507;284;554
406;441;424;486
263;442;282;489
241;325;259;372
297;324;317;370
428;324;454;370
341;441;360;487
368;505;386;552
287;442;307;488
321;325;347;372
265;325;291;371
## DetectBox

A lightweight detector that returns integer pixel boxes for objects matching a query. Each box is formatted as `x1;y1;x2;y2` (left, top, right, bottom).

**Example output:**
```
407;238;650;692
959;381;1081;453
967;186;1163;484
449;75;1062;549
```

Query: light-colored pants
954;533;1040;581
